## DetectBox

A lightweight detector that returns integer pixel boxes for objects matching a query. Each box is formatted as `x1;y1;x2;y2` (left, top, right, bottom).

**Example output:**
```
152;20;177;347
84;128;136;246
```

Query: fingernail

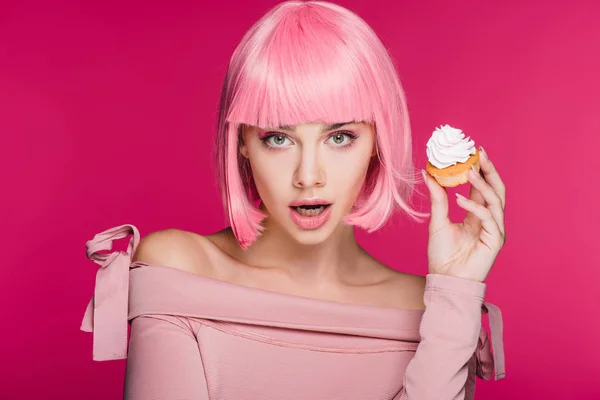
479;146;487;160
469;165;480;180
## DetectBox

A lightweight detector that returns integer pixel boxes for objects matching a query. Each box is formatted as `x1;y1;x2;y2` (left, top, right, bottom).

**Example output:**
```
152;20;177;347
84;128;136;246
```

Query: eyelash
259;131;359;151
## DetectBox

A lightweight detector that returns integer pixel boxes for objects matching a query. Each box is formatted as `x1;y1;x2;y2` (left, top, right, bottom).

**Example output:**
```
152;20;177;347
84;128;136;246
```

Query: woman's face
240;121;376;245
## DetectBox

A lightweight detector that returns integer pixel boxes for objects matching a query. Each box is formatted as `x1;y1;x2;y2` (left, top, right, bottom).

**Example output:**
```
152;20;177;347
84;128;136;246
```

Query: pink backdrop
1;0;598;398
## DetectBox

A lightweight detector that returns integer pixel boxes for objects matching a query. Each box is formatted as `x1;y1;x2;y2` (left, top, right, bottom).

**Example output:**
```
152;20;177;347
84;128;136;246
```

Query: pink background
1;0;599;398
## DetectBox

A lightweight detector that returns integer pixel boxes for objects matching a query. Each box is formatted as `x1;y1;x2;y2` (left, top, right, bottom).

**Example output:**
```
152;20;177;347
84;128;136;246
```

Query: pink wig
215;1;429;249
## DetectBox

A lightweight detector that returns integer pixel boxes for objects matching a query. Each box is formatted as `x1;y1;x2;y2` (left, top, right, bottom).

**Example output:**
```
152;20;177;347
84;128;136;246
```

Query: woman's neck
238;221;366;289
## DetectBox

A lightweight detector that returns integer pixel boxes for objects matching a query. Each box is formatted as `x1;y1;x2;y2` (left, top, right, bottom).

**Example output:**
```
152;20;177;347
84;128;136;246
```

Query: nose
293;147;325;189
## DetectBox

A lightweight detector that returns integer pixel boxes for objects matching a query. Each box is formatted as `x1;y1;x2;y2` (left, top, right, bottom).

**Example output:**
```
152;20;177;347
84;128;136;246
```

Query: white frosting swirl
426;125;476;169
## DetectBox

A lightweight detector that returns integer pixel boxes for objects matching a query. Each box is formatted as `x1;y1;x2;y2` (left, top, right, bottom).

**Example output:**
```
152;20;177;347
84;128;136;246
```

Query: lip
289;198;332;207
289;204;332;230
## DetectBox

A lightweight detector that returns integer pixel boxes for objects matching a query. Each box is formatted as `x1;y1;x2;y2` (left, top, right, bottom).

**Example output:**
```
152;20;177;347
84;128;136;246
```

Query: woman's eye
267;134;290;147
327;132;352;146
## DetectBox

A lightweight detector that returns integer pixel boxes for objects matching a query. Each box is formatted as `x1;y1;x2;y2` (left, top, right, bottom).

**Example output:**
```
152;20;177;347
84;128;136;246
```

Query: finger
467;165;505;237
478;146;506;210
455;193;504;251
464;178;486;227
421;169;450;233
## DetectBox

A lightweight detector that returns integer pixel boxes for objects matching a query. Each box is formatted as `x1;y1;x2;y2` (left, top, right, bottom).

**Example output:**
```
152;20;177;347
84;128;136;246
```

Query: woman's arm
124;314;209;400
394;273;488;400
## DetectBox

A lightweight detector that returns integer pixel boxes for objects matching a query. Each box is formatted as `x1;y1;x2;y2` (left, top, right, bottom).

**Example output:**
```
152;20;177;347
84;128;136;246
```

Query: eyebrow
275;121;356;132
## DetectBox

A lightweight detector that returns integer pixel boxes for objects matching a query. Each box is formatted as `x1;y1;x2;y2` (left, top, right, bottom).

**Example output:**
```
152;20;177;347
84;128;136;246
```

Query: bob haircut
215;0;429;249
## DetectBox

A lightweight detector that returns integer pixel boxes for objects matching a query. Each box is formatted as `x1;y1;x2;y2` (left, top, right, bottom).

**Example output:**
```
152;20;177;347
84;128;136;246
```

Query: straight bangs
216;1;429;249
226;7;374;129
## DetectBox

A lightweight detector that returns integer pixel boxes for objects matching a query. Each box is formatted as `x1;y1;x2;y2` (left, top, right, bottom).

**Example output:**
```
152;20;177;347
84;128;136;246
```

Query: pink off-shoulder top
80;224;506;400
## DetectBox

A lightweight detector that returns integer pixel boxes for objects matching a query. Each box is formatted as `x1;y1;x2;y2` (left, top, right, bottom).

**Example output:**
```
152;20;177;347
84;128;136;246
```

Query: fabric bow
80;224;140;361
475;301;506;380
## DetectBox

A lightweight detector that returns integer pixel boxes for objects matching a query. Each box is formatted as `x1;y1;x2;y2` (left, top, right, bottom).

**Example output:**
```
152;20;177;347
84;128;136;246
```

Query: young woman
81;1;507;399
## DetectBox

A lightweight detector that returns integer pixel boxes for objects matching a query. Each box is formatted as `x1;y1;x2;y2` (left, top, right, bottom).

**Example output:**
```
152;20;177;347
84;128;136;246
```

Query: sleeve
124;314;210;400
394;273;505;400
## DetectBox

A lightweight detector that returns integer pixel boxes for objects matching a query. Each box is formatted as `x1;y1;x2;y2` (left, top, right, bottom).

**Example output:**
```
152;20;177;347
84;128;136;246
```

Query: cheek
328;154;372;198
248;159;270;193
247;151;292;204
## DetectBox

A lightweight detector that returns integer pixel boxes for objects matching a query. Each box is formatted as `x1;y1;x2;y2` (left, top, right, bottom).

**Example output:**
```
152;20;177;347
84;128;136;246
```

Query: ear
240;142;249;159
239;125;249;159
370;123;377;157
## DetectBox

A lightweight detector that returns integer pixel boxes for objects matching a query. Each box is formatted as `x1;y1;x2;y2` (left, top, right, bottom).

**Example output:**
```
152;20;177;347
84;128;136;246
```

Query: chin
286;225;336;246
284;210;345;246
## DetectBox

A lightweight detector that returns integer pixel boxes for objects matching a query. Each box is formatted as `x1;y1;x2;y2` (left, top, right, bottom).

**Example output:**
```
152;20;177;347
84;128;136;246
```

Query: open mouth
290;204;331;217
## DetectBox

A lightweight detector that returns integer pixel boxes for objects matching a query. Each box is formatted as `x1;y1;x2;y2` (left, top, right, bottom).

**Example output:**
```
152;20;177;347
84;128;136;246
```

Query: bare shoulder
385;270;427;311
362;257;427;311
132;228;215;276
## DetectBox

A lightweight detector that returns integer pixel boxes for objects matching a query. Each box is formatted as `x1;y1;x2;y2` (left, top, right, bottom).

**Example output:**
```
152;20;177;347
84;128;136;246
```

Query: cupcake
425;124;480;188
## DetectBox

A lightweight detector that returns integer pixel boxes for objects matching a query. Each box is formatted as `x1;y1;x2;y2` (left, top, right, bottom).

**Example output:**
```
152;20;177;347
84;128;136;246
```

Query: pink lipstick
289;199;332;230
